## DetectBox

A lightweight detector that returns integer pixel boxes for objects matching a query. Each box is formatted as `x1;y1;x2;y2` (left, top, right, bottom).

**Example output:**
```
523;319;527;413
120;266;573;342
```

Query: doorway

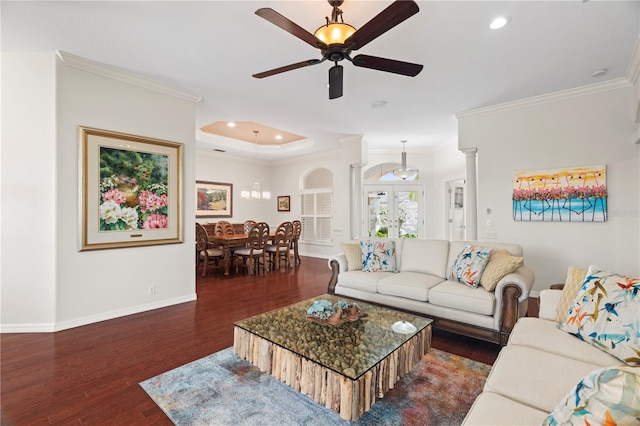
446;179;465;240
364;184;423;238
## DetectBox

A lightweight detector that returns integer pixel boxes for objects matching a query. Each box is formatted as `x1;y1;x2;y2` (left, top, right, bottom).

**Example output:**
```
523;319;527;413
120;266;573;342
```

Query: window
300;189;333;244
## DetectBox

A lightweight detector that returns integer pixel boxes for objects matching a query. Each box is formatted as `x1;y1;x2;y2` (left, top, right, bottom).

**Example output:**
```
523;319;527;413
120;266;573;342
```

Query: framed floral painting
79;126;183;250
196;181;233;218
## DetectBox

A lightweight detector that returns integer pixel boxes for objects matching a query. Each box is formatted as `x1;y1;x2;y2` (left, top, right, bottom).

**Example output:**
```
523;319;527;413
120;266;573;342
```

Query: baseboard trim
0;294;197;333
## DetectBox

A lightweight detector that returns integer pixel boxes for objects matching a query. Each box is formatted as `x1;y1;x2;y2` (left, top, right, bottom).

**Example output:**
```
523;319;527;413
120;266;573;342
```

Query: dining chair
234;222;270;276
214;220;235;237
243;220;257;235
266;221;294;271
196;223;224;277
291;220;302;266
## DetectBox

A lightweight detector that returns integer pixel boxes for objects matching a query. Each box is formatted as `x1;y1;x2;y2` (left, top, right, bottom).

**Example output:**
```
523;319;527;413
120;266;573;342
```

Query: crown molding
456;78;630;120
626;36;640;85
56;50;202;103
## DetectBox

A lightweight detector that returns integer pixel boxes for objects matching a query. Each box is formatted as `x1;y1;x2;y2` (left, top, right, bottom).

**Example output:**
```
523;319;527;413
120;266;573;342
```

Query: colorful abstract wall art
513;165;607;222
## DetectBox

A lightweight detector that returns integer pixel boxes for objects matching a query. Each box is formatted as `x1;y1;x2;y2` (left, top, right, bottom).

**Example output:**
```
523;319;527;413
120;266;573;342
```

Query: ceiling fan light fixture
314;22;356;45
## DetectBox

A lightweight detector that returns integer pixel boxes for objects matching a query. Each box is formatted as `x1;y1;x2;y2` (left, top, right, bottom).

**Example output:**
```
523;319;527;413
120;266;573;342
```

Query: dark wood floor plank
1;256;509;424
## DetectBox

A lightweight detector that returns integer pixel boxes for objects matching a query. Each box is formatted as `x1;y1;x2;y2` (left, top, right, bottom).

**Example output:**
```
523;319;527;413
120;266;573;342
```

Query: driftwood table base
234;321;431;421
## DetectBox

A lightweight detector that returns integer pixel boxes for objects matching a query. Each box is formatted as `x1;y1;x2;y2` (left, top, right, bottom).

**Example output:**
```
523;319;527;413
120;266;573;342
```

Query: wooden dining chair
196;223;224;277
234;222;270;276
214;220;235;237
266;221;294;271
291;220;302;266
243;220;257;235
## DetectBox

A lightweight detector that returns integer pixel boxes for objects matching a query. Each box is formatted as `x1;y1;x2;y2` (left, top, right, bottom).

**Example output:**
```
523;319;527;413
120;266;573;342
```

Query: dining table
207;234;252;275
209;229;300;275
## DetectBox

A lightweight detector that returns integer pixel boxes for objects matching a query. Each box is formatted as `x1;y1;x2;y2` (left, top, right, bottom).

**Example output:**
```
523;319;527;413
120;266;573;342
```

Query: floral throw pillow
542;366;640;426
360;240;397;272
558;265;640;366
450;245;492;288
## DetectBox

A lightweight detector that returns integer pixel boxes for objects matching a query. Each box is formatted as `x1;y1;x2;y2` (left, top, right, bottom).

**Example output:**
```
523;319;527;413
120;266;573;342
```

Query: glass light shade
314;23;356;44
392;168;418;180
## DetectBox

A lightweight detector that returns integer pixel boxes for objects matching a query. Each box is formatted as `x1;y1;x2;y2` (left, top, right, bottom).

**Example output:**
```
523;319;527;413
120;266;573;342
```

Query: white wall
195;152;277;226
1;53;58;330
458;81;640;292
1;52;199;332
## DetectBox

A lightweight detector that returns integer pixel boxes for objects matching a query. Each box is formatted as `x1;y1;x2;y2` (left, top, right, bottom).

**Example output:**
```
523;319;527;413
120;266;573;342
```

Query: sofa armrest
327;253;347;294
539;289;563;321
494;265;535;342
495;264;535;303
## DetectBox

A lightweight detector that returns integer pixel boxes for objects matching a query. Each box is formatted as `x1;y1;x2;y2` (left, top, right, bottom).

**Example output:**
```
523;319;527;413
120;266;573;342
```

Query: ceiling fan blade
345;1;419;51
256;8;327;50
352;54;423;77
329;65;343;99
253;59;323;79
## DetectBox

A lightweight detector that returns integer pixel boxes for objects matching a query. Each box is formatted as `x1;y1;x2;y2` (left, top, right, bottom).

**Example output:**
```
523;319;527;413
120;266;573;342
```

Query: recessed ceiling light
226;122;236;127
489;16;510;30
275;134;283;140
591;68;608;78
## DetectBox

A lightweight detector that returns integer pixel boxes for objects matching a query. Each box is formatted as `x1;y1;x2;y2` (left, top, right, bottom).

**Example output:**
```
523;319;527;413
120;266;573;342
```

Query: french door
364;184;423;238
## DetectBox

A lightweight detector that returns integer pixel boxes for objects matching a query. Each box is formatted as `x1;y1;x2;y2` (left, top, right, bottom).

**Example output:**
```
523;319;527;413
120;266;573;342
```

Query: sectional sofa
327;238;535;345
464;266;640;425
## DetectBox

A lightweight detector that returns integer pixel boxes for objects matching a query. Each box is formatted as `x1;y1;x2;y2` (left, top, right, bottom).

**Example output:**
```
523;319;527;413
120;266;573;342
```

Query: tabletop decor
196;181;232;218
79;126;183;251
306;299;367;326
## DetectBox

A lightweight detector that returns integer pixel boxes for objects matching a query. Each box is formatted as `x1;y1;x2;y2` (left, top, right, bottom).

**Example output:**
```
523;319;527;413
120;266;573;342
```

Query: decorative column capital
460;147;478;157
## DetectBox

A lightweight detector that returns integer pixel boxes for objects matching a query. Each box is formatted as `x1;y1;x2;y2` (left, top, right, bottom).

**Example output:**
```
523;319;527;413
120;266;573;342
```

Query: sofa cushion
337;270;394;294
377;272;445;302
448;241;523;272
543;366;640;426
508;318;621;367
400;238;450;278
484;345;603;413
463;392;548;426
340;242;362;271
479;250;524;292
450;245;492;288
428;280;495;316
555;265;588;321
558;265;640;366
360;240;397;272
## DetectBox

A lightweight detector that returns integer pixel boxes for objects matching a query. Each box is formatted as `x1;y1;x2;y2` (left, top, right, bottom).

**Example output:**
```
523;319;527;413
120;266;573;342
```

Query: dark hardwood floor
1;256;523;425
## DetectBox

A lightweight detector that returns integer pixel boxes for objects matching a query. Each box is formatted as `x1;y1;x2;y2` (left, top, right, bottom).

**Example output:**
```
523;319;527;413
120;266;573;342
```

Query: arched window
300;168;333;245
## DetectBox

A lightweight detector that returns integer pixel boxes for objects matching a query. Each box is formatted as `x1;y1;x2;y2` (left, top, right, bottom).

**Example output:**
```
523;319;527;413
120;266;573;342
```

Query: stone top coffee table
233;294;432;421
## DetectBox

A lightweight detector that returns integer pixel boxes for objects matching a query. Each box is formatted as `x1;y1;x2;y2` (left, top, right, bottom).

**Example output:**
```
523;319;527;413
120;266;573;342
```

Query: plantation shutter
299;190;332;244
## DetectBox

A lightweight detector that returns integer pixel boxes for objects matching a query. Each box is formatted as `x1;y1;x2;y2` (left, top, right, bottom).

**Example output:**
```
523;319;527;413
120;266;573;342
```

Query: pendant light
241;130;271;200
392;140;418;180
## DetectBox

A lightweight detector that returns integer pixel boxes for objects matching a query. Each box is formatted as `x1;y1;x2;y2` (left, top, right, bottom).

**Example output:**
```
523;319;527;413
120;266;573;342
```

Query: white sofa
463;289;628;425
327;238;535;345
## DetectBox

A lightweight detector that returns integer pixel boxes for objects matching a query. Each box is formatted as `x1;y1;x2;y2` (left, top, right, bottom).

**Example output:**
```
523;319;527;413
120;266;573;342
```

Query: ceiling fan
252;0;424;99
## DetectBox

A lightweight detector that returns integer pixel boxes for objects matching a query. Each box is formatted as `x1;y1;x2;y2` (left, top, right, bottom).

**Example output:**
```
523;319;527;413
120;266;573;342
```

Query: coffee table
233;295;432;421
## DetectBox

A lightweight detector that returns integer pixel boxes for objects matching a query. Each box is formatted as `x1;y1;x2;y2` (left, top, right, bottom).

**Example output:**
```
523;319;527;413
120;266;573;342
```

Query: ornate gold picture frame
79;126;183;251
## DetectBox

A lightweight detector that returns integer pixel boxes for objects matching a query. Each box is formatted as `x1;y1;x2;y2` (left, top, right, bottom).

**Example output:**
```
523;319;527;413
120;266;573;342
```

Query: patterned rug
140;347;491;425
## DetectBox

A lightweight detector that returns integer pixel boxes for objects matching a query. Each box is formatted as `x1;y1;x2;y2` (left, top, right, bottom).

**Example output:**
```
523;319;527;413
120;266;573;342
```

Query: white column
461;148;478;240
350;164;363;239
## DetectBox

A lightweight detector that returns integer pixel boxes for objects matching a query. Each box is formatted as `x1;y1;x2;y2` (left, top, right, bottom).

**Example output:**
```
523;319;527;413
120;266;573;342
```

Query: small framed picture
277;195;290;212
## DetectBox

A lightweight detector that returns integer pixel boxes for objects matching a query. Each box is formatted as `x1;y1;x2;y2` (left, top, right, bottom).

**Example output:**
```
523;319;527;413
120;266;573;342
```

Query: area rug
140;347;491;425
